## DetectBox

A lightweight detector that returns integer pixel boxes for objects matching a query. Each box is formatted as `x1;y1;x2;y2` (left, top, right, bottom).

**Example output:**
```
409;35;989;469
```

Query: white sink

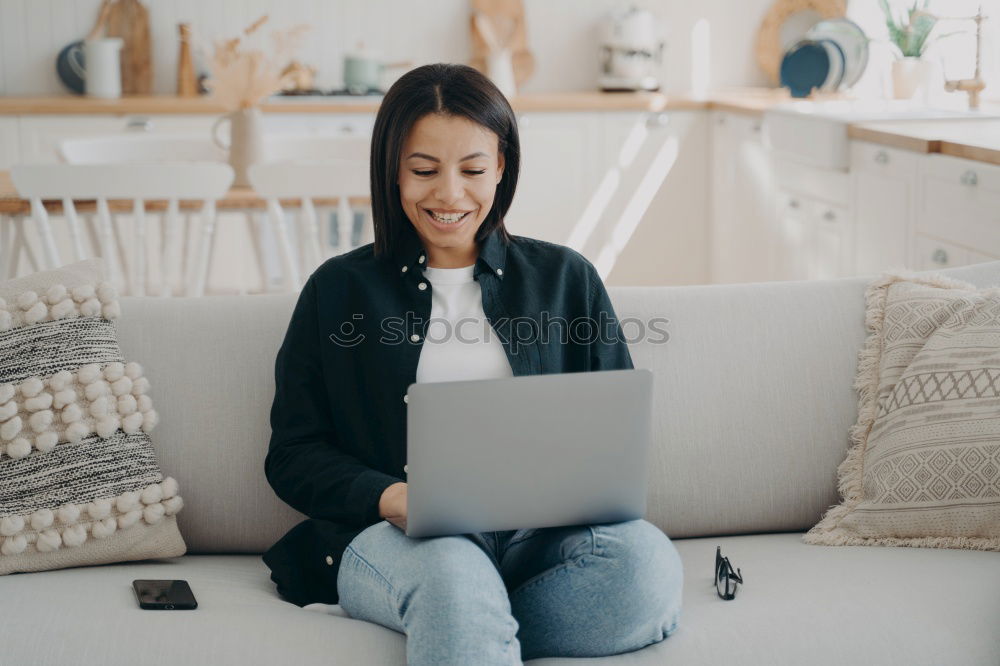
762;100;1000;170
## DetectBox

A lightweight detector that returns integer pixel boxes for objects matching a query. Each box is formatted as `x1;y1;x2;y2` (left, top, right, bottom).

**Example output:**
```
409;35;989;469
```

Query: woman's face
397;113;504;267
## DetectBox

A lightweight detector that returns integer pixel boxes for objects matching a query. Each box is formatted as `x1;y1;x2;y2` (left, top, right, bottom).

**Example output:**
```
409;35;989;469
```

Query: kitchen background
1;0;996;97
1;0;999;295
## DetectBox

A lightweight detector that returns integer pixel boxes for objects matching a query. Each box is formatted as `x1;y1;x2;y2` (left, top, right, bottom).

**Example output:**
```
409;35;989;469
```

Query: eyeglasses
715;546;743;600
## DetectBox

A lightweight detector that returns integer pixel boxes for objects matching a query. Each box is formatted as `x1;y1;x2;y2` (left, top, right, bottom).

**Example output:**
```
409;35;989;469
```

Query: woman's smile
422;207;475;230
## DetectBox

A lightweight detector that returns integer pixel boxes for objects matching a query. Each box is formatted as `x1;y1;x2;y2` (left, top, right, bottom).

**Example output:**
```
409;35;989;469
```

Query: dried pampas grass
202;15;311;110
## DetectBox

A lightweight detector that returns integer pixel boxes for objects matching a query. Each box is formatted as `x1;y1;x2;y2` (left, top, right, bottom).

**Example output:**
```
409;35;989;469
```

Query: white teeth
428;210;468;224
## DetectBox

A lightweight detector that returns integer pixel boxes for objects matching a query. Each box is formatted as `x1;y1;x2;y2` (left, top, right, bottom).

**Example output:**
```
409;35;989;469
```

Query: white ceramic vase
892;57;933;100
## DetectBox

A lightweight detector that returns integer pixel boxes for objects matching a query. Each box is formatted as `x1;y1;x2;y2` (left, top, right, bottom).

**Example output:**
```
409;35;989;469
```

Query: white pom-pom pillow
0;259;186;573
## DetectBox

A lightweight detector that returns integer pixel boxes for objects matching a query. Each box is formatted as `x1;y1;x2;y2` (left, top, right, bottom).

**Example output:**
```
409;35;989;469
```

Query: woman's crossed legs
336;518;683;665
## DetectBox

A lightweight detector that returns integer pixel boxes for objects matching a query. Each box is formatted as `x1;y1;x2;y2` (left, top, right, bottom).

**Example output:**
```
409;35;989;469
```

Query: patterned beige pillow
804;271;1000;550
803;273;1000;550
0;259;186;574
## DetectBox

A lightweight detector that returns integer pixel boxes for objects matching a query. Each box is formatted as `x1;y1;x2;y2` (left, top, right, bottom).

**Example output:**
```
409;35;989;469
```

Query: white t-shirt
415;263;514;384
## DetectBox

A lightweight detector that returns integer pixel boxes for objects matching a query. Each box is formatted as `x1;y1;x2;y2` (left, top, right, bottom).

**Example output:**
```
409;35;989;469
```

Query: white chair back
248;135;372;291
10;163;234;298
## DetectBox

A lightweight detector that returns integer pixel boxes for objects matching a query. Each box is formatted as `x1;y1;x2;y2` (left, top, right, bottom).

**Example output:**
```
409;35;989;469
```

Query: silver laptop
404;368;653;538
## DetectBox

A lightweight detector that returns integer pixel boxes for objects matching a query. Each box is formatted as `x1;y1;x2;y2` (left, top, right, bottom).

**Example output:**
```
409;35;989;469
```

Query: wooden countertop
848;119;1000;166
0;91;689;115
0;88;797;116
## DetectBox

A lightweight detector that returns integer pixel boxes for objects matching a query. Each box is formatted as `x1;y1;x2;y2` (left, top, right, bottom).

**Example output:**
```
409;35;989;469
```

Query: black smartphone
132;579;198;610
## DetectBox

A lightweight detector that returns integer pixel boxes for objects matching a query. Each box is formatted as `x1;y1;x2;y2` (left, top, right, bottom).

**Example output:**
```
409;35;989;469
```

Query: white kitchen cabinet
917;153;1000;259
810;200;849;279
850;142;918;274
0;117;19;168
915;234;979;270
773;191;848;281
770;154;851;280
503;111;602;245
709;111;775;284
775;190;811;280
600;110;709;286
504;109;709;286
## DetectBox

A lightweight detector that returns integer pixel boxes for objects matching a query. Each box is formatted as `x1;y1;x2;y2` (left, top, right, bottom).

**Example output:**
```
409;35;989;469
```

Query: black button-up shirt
262;225;634;606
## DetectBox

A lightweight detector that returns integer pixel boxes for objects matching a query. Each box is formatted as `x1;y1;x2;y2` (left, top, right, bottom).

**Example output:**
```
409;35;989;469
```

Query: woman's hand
379;482;408;531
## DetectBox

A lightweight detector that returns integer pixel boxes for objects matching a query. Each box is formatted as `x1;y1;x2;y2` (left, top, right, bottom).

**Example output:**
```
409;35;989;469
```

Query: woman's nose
434;170;464;204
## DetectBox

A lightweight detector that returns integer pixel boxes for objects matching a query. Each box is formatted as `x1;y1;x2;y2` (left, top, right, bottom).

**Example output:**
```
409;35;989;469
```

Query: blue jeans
336;518;683;665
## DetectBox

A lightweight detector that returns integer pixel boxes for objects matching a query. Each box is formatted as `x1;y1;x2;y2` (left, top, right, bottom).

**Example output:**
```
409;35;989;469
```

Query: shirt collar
390;224;508;280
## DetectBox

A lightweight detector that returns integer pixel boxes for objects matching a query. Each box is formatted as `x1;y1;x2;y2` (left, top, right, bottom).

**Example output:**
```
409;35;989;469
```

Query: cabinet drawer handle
874;150;889;164
125;117;153;132
788;199;800;209
645;112;669;128
823;210;836;221
932;248;949;265
339;124;355;134
960;170;978;186
752;122;761;133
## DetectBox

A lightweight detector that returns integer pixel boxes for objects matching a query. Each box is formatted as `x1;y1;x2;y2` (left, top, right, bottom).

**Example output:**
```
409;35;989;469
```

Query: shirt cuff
354;469;404;525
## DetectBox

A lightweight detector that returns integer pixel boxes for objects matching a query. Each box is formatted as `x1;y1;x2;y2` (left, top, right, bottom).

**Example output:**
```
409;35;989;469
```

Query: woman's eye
411;170;487;176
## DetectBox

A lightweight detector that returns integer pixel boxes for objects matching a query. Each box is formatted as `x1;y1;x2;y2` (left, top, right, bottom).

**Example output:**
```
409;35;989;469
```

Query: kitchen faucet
943;7;987;110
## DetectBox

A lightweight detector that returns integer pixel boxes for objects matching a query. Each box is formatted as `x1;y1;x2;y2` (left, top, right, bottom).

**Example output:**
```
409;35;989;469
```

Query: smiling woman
263;63;683;665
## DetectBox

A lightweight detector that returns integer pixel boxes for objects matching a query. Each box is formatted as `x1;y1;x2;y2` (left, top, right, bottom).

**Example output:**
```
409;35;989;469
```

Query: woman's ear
497;154;505;184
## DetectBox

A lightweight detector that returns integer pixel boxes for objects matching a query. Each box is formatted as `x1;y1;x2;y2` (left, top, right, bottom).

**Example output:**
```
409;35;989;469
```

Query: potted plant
878;0;958;99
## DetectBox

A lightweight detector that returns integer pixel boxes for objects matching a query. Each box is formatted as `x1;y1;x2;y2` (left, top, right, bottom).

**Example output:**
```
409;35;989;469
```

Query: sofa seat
5;532;998;665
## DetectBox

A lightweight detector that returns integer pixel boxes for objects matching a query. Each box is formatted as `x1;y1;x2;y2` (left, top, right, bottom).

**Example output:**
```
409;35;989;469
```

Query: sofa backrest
115;261;1000;553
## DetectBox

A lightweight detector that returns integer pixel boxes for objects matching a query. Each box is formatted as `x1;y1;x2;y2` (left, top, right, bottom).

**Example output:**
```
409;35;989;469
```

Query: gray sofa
5;261;1000;665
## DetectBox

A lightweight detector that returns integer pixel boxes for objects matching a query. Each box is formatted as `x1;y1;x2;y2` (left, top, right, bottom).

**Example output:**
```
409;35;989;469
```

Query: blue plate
780;40;830;98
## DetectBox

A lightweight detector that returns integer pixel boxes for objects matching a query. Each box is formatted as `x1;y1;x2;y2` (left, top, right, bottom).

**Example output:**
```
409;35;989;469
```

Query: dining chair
58;133;373;294
248;157;371;292
247;134;372;291
9;162;234;297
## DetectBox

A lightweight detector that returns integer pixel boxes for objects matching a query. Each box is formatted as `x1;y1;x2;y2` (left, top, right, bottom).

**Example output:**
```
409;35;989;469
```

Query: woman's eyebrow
405;151;488;162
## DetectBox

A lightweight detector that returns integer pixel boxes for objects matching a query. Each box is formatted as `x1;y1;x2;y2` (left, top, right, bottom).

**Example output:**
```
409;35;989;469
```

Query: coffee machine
598;5;664;92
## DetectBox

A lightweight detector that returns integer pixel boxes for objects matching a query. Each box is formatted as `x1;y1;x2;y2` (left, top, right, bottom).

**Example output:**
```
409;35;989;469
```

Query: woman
263;63;683;665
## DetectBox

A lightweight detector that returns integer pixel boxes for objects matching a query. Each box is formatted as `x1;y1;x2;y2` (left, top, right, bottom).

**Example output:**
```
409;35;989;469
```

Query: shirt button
403;464;409;473
410;333;420;342
325;555;333;566
401;265;408;273
418;255;425;264
496;268;503;276
418;282;427;290
403;394;409;404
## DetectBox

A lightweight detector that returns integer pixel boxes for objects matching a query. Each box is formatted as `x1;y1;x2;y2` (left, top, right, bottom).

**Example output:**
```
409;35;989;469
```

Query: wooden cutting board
469;0;535;90
106;0;153;94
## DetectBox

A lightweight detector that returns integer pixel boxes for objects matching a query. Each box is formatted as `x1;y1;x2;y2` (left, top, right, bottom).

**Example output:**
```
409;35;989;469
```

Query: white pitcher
82;38;124;99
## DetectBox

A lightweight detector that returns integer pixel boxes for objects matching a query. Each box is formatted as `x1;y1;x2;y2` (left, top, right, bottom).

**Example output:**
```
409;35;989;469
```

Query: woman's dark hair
369;63;520;258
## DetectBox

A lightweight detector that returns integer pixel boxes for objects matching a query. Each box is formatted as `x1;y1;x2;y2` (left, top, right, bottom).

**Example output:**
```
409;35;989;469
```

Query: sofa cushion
2;532;997;665
805;271;1000;550
0;259;186;574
